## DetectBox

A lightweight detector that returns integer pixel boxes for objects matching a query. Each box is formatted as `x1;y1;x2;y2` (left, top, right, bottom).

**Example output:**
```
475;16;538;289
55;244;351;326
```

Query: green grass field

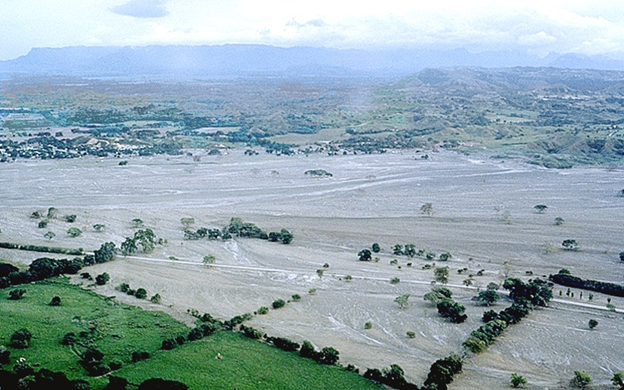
0;278;383;389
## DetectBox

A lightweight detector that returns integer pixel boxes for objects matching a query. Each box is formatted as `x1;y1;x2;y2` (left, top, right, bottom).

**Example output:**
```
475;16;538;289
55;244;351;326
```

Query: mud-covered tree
95;242;116;263
120;238;137;256
358;248;372;261
588;319;598;330
394;294;410;309
44;231;56;240
279;229;293;244
203;255;216;266
434;266;450;284
437;299;467;323
272;299;286;309
612;372;624;390
372;243;381;253
571;371;591;388
180;217;195;228
135;288;147;299
93;224;106;232
393;244;403;255
476;290;500;306
619;252;624;262
562;239;579;251
554;217;565;226
424;353;463;389
510;373;527;388
421;203;433;216
533;204;548;213
131;218;144;228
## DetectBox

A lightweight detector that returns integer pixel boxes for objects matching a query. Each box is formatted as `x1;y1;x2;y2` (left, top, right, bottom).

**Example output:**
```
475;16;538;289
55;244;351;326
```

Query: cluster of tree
222;313;253;330
462;320;508;353
298;341;340;365
184;218;293;244
392;244;441;261
0;366;92;390
120;229;158;255
0;257;82;289
503;278;553;307
117;283;150;300
363;364;419;389
549;270;624;297
422;353;463;390
423;286;466;323
0;241;83;256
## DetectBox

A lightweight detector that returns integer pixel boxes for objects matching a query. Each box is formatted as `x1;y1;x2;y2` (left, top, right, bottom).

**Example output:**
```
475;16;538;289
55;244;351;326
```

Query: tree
612;372;624;390
533;204;548;213
131;218;144;228
44;231;56;240
476;290;500;306
620;252;624;262
562;239;580;251
150;293;162;304
372;243;381;253
203;255;216;266
38;220;48;228
279;229;293;244
95;273;110;286
49;296;61;306
120;238;137;256
439;252;452;261
434;266;450;284
272;299;286;309
392;244;403;255
95;242;116;263
47;207;58;219
571;371;592;388
394;294;410;309
421;203;433;216
554;217;565;226
135;288;147;299
11;328;32;349
93;224;106;232
180;217;195;228
134;229;156;253
9;289;26;300
316;347;340;365
437;299;467;323
588;319;598;330
510;373;527;388
316;269;324;279
358;249;372;261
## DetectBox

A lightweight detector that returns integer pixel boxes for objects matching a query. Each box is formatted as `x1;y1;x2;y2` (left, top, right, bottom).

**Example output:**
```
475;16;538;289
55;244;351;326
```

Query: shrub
272;299;286;309
11;328;32;349
95;273;110;286
8;289;26;300
510;373;527;388
135;288;147;299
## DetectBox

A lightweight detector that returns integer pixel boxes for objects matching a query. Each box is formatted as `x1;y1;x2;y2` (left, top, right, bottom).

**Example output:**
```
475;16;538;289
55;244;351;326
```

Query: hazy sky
2;0;624;60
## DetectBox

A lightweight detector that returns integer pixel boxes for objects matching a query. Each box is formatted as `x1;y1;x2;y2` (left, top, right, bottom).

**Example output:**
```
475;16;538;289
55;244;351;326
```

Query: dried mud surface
1;150;623;388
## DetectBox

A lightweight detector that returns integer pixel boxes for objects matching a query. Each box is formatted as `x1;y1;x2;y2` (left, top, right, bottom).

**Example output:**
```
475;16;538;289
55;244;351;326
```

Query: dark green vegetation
0;278;382;390
4;67;624;166
549;269;624;297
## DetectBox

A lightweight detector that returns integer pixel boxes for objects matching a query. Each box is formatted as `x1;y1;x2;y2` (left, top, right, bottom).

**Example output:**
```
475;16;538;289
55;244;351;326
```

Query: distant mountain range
2;44;624;80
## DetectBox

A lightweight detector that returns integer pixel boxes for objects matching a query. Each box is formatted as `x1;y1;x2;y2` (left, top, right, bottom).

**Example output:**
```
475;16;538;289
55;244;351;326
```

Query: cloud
286;19;327;29
112;0;170;18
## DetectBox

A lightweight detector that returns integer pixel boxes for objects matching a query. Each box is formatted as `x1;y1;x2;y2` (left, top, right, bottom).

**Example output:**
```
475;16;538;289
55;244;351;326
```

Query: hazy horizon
3;1;624;62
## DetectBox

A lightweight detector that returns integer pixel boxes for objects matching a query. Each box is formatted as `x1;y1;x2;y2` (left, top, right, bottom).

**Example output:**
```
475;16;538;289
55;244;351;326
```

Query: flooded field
1;149;623;388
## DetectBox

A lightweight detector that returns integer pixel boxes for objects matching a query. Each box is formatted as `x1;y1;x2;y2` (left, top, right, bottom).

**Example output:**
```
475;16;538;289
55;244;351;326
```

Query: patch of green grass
117;331;383;390
0;278;383;390
0;278;188;384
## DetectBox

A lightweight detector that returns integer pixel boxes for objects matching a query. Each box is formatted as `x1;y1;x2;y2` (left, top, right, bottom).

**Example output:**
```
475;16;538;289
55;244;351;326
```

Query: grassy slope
0;278;382;390
118;331;383;390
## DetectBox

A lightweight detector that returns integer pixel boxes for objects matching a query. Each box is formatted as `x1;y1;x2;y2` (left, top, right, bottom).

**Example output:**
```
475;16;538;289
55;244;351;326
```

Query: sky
2;0;624;61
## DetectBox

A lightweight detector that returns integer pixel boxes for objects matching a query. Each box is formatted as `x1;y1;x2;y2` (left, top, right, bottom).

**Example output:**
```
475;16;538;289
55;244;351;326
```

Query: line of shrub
0;241;83;255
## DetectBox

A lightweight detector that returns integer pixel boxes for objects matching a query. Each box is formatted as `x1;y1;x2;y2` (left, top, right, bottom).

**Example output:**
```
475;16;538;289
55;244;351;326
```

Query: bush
11;328;33;349
135;288;147;299
95;273;110;286
8;289;26;300
272;299;286;309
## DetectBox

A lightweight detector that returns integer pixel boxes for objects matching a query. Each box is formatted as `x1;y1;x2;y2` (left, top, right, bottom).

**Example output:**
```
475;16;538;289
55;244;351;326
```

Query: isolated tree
49;296;62;306
571;371;591;388
94;242;116;263
9;289;26;300
358;249;372;261
434;266;450;284
150;294;162;304
65;214;77;223
316;269;324;279
533;204;548;213
392;244;403;255
38;220;48;228
135;288;147;299
134;229;156;253
180;217;195;228
554;217;565;226
588;319;598;330
67;227;82;237
562;239;580;251
47;207;58;219
44;231;56;240
394;294;410;309
477;290;500;306
439;252;452;261
279;229;293;244
510;373;527;388
203;255;216;266
372;243;381;253
93;224;106;232
421;202;433;216
131;218;144;228
272;299;286;309
619;252;624;262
